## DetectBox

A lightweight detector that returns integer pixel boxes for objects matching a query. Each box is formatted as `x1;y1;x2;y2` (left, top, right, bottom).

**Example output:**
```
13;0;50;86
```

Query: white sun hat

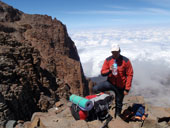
111;43;120;52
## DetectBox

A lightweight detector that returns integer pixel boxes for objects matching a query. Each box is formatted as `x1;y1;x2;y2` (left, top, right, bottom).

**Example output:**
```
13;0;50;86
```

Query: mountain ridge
0;1;93;127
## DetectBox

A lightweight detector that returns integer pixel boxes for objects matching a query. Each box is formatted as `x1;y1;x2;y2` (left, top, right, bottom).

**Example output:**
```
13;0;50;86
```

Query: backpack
121;104;148;123
70;93;113;122
70;103;88;120
131;104;145;120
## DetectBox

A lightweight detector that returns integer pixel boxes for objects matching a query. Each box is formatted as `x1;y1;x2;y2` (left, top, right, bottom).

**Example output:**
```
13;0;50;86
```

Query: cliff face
0;1;87;95
0;1;90;126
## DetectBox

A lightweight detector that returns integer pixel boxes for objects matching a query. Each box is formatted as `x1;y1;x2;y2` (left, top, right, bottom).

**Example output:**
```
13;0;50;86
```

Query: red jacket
101;55;133;91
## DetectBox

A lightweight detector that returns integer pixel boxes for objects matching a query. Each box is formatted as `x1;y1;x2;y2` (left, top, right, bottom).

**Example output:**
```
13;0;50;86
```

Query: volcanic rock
0;1;91;127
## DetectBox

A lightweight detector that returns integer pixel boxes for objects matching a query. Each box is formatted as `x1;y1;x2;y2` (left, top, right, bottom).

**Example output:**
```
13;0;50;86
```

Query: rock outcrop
0;34;59;126
0;1;88;96
0;1;91;127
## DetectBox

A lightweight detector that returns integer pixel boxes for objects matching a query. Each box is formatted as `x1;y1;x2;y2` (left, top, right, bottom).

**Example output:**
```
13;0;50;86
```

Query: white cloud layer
70;27;170;107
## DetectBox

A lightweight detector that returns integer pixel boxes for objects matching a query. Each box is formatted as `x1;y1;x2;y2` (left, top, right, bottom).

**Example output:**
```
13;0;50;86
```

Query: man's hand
109;66;113;74
124;90;128;95
109;66;113;71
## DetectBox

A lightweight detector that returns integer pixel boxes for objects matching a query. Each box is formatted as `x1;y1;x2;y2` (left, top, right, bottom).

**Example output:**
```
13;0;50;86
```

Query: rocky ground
12;96;170;128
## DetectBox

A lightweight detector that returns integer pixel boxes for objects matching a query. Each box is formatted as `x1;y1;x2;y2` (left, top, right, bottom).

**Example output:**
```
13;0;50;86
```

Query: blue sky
2;0;170;29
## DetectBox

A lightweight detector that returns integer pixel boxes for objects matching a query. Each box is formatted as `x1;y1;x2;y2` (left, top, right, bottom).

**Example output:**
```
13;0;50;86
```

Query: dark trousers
92;81;124;115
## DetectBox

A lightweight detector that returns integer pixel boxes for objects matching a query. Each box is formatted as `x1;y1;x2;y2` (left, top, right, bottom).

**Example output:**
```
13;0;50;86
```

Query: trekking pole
101;115;113;128
141;114;148;127
141;120;144;127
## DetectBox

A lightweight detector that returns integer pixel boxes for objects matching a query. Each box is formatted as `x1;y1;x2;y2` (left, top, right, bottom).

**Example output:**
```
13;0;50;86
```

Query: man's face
111;51;120;59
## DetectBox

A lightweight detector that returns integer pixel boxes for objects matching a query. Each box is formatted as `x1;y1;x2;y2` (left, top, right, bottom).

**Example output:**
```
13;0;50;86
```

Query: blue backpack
131;104;148;127
121;103;148;127
132;104;145;118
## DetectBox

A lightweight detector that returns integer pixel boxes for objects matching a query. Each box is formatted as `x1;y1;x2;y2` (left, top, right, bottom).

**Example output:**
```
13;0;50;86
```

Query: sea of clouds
69;27;170;107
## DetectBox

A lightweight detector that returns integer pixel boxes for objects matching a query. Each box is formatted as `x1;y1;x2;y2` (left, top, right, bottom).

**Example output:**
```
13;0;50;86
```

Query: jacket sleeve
125;60;133;91
101;59;112;76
